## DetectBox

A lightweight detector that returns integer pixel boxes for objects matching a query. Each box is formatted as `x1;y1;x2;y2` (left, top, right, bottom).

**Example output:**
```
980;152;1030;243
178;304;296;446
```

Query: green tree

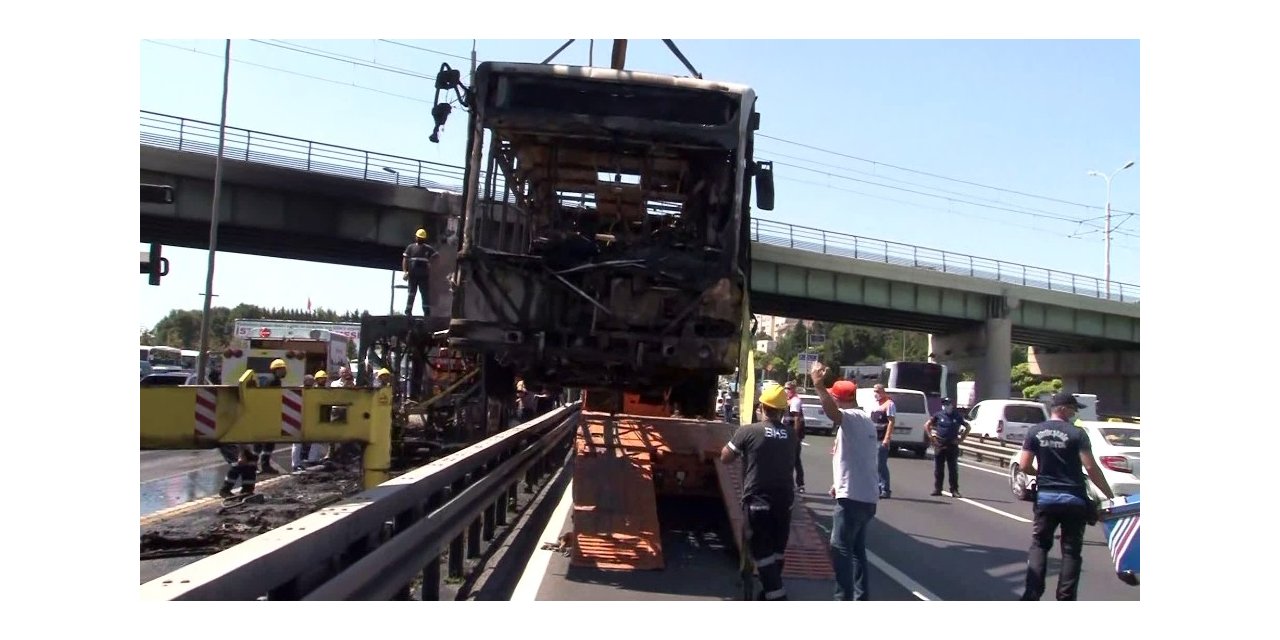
1010;362;1061;399
1023;378;1063;400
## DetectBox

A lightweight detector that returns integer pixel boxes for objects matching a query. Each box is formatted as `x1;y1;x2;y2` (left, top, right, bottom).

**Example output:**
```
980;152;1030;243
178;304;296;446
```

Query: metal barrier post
362;387;393;490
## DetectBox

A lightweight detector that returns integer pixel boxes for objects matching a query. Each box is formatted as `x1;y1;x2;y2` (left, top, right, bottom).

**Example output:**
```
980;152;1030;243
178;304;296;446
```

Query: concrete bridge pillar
928;295;1013;403
1028;348;1140;416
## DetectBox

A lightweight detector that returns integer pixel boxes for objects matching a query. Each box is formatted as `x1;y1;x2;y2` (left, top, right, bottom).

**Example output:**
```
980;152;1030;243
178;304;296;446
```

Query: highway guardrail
140;403;580;600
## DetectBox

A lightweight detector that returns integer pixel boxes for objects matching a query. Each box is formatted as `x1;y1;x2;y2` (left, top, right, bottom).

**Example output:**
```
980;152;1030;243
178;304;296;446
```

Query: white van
1072;393;1098;421
856;387;931;458
968;399;1049;445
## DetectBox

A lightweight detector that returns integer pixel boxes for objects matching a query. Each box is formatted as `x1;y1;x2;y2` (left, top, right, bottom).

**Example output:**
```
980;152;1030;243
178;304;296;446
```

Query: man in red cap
811;363;881;600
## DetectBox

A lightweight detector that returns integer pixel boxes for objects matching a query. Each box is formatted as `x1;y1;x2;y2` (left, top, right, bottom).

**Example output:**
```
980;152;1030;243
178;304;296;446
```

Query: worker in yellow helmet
402;228;439;317
374;368;393;389
250;358;290;476
719;378;799;601
263;359;288;387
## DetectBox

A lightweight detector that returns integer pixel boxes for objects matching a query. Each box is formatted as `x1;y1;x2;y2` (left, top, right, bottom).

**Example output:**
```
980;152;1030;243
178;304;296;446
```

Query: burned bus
447;62;773;409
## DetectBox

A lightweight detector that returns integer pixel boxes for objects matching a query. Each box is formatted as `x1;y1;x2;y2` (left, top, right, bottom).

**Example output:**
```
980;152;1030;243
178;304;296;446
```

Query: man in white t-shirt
811;362;880;601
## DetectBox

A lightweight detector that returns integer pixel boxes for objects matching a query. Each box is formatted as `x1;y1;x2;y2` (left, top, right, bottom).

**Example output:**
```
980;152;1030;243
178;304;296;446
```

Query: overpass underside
140;146;457;271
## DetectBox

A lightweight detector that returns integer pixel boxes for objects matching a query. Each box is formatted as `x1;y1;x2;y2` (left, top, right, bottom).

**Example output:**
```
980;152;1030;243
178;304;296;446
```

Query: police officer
926;396;970;498
1017;393;1115;601
720;382;797;601
402;228;439;317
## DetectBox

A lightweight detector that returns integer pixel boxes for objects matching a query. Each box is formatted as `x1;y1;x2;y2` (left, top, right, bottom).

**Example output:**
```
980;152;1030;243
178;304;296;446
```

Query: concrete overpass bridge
139;112;1140;413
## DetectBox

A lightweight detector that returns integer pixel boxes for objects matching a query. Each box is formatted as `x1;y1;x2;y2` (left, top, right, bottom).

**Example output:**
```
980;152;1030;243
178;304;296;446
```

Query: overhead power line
769;160;1138;238
143;39;1138;243
142;40;434;105
758;133;1139;217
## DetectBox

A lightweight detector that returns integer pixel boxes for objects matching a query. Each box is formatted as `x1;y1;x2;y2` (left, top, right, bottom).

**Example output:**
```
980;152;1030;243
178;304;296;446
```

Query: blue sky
139;39;1139;330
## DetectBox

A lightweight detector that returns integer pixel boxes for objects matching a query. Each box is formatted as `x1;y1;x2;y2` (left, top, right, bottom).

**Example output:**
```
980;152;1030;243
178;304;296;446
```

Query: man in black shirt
1017;392;1115;601
402;228;439;317
926;397;970;498
721;382;797;600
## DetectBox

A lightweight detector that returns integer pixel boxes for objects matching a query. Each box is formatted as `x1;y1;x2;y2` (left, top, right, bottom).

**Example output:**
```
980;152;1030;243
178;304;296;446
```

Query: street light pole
196;39;232;384
1087;160;1135;300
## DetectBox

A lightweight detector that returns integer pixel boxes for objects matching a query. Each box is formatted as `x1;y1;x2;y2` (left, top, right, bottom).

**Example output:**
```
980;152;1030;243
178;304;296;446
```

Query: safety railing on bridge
140;111;471;193
750;218;1140;303
140;110;1139;304
139;403;579;600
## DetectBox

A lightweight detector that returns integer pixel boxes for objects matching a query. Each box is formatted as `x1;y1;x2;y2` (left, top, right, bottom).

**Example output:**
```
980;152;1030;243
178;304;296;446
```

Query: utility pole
1087;160;1135;300
196;39;232;385
470;39;477;84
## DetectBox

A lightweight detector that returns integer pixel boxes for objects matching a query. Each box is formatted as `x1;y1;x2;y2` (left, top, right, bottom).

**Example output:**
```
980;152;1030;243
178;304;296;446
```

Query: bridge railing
750;218;1140;303
140;111;1138;304
140;111;472;192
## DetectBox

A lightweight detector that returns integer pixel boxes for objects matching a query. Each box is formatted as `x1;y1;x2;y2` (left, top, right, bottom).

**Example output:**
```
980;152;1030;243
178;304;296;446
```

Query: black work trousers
785;418;805;489
1021;501;1088;600
743;493;793;600
405;275;430;316
254;443;276;471
934;441;960;492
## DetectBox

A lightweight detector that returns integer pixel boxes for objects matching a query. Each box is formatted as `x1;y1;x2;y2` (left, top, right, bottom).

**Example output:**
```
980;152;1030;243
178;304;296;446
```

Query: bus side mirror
754;161;774;211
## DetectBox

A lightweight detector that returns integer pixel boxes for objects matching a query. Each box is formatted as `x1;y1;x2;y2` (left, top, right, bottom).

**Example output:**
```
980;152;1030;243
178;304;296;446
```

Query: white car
1079;420;1140;497
967;399;1049;445
797;394;836;436
1009;419;1141;502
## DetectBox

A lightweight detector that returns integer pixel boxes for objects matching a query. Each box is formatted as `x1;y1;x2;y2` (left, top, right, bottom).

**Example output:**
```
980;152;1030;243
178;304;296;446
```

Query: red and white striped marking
281;389;303;437
194;388;218;438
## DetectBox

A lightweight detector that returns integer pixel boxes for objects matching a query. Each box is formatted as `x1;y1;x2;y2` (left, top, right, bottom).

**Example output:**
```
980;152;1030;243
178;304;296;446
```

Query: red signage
259;327;272;338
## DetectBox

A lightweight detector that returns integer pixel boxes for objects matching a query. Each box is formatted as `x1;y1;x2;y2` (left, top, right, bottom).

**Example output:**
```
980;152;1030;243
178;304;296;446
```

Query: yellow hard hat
314;370;328;380
415;228;428;240
377;368;392;378
759;384;789;410
270;359;288;371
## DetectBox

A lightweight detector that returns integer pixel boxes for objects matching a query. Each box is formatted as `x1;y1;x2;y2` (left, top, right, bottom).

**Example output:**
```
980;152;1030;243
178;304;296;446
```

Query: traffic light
141;183;174;204
140;243;169;286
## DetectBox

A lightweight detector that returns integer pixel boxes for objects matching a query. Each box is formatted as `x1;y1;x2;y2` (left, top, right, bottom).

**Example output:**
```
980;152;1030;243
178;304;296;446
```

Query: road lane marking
957;461;1007;477
866;550;941;601
140;475;292;525
942;491;1031;523
510;479;575;601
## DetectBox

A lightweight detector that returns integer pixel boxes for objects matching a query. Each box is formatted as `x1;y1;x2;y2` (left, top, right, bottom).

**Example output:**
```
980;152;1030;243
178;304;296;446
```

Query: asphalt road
522;433;1139;601
139;449;293;517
